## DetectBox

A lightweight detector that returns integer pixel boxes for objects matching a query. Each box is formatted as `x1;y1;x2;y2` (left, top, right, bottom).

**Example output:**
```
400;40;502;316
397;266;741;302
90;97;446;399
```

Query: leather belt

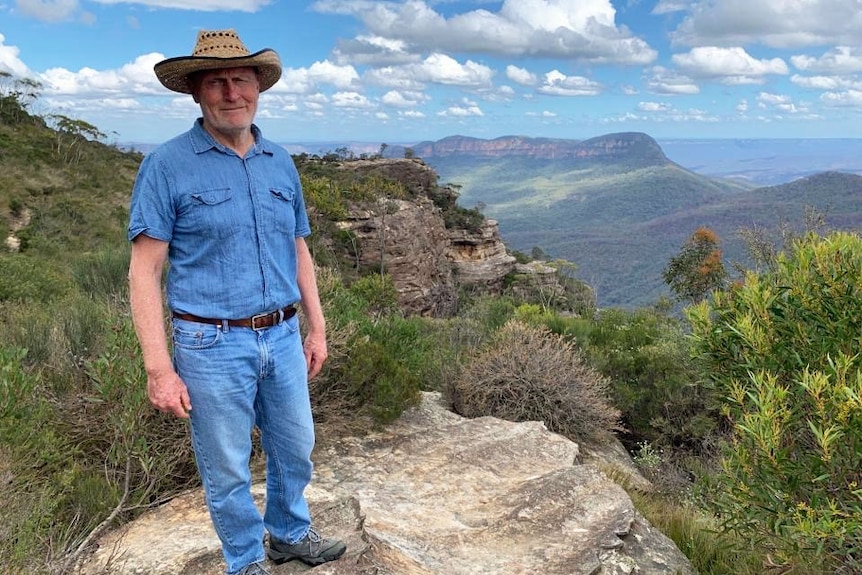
172;305;296;330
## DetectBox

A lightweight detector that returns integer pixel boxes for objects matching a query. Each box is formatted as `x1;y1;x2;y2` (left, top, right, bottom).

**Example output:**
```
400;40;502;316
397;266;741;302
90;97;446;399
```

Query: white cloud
637;101;672;112
364;53;493;89
670;0;862;49
736;99;748;113
380;89;427;107
332;34;420;66
791;74;862;91
820;90;862;107
275;61;359;94
537;70;602;97
91;0;270;12
331;90;373;109
757;91;802;113
307;60;360;89
40;52;164;96
0;34;32;78
506;65;537;86
423;53;493;86
15;0;78;21
313;0;657;65
278;68;318;94
672;46;788;84
791;47;862;74
438;97;483;116
645;66;700;95
652;0;690;15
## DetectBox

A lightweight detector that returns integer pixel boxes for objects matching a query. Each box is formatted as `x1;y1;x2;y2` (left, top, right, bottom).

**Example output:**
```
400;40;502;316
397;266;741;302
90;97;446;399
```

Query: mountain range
405;133;862;308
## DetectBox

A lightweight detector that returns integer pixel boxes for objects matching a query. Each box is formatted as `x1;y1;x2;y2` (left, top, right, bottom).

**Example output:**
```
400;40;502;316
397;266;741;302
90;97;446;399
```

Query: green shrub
0;253;68;302
688;231;862;574
0;293;113;382
0;313;197;574
80;315;197;503
71;245;130;298
584;307;712;451
451;319;621;441
343;337;421;425
0;345;76;574
301;174;350;220
309;268;424;429
348;273;401;318
459;294;517;336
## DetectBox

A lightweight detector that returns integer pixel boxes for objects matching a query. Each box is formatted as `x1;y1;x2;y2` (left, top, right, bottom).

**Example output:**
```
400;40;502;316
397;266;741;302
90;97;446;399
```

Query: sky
1;0;862;147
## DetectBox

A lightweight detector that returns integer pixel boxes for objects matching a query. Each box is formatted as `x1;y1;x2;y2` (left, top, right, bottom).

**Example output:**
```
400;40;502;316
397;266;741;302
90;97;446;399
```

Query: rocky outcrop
337;196;459;317
508;260;566;301
333;159;515;316
76;393;695;575
446;218;516;290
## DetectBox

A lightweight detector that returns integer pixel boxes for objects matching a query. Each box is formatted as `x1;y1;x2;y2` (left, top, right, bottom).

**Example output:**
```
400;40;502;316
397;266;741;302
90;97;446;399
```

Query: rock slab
77;393;695;575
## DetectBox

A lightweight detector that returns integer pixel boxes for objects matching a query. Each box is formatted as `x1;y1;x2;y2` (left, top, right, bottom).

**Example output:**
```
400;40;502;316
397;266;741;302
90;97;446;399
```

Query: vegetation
450;319;621;442
688;231;862;574
663;226;728;304
1;80;860;575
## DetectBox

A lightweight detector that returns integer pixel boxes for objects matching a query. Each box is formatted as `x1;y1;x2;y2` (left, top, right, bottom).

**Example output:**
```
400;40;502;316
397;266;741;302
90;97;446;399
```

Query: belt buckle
250;311;270;331
250;309;283;330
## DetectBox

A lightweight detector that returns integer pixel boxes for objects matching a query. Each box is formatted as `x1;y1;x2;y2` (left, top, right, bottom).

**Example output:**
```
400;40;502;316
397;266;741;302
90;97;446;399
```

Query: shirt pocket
269;188;297;234
188;188;242;239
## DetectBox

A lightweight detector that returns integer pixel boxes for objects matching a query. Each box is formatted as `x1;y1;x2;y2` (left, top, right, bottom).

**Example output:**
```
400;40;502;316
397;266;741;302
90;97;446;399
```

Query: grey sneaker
237;561;271;575
267;527;347;566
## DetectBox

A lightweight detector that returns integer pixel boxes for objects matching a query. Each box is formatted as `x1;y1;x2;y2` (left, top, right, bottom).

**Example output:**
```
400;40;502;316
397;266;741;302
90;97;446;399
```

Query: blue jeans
172;314;314;574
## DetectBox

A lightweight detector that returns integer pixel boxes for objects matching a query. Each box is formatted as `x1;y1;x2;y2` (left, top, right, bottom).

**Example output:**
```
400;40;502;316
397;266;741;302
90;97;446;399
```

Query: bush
309;268;424;431
0;292;113;379
342;337;421;425
70;245;130;299
0;253;68;302
451;319;621;442
0;313;198;574
584;307;713;451
688;231;862;574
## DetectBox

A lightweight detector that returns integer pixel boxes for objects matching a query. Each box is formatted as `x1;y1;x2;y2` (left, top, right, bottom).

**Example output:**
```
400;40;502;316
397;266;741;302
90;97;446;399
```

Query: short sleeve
128;152;176;243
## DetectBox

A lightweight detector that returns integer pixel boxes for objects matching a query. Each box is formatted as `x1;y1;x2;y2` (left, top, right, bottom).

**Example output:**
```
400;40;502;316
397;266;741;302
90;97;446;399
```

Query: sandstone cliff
409;132;670;164
330;158;518;316
76;393;695;575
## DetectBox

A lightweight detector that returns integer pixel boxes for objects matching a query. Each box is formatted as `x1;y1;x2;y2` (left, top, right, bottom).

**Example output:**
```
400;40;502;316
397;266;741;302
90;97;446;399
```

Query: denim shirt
128;119;311;319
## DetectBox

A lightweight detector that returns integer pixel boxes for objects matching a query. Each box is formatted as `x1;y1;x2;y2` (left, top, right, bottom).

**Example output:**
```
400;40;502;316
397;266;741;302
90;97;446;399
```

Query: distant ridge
409;132;670;166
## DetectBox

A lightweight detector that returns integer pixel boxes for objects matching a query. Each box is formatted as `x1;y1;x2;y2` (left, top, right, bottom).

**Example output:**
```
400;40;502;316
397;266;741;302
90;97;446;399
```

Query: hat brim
154;48;282;94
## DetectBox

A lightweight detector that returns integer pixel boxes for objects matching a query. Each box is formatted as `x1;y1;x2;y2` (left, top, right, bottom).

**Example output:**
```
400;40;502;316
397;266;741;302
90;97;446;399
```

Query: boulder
76;393;695;575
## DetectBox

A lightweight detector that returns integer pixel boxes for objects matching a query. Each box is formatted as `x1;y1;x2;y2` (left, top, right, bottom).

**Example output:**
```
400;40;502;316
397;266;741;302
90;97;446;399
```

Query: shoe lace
306;527;323;545
241;562;270;575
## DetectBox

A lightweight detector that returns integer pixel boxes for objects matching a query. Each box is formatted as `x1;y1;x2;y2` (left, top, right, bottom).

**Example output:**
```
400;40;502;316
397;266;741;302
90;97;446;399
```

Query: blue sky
1;0;861;146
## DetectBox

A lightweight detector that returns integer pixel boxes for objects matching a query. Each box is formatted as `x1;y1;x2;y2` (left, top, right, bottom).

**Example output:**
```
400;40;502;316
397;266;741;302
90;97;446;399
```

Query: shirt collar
189;118;274;156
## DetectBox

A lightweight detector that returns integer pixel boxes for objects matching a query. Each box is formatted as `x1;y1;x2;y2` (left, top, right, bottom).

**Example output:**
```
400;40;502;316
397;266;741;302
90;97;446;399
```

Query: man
127;29;346;575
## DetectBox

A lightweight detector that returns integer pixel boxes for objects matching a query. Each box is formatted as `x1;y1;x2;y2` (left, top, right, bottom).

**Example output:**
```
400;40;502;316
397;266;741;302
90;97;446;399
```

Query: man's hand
147;369;192;419
303;331;328;380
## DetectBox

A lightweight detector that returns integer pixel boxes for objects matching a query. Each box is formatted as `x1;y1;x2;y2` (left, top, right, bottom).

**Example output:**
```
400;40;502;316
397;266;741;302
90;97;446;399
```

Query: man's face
193;67;260;136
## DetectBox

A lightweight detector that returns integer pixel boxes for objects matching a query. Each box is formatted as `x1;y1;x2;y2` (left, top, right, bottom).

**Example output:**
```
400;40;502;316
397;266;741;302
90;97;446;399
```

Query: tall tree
663;227;727;304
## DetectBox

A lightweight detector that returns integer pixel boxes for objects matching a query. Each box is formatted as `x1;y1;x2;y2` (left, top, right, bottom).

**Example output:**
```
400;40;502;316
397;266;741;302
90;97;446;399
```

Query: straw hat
154;29;282;94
